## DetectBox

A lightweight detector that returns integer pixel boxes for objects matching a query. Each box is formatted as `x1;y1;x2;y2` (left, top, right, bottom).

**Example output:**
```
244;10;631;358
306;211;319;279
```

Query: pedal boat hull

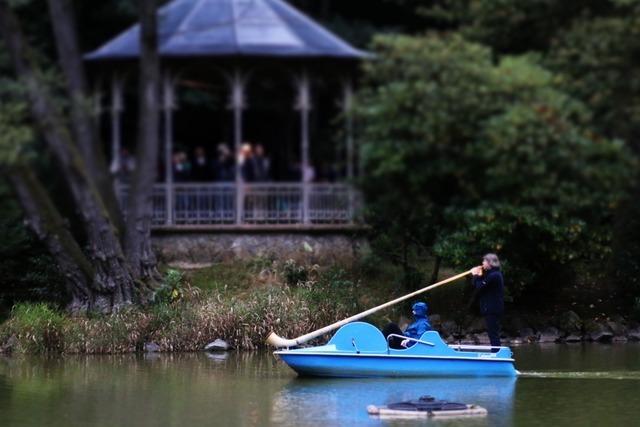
274;322;517;378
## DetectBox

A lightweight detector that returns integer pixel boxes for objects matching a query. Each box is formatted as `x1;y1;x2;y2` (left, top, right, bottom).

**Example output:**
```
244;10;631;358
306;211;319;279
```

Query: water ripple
519;371;640;380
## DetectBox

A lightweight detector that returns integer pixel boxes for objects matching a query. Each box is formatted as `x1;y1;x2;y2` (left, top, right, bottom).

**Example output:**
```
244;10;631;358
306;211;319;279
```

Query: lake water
1;344;639;427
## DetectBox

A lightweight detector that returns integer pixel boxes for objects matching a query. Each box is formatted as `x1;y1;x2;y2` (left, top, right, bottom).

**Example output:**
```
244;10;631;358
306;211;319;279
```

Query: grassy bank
2;257;637;354
0;259;404;354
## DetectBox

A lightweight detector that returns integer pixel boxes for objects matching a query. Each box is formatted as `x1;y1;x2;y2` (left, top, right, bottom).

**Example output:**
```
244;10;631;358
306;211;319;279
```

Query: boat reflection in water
270;376;516;426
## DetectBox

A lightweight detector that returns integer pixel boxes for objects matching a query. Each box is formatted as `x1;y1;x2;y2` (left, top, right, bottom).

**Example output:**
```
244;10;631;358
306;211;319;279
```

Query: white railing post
295;74;312;224
228;70;247;225
162;73;176;225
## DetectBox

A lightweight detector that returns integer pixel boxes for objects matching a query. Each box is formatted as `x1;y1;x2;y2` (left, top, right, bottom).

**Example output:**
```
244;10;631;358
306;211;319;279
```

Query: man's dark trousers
485;314;501;351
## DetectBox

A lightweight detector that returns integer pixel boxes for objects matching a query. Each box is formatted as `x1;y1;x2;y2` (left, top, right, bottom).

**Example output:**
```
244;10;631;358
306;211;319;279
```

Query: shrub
282;259;308;286
281;259;319;287
155;269;186;303
0;183;66;314
4;303;65;353
298;267;359;313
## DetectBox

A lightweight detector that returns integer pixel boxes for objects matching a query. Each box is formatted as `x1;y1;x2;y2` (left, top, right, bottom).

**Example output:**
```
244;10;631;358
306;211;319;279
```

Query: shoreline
1;299;639;355
1;339;639;358
430;311;640;347
2;315;639;356
1;261;638;355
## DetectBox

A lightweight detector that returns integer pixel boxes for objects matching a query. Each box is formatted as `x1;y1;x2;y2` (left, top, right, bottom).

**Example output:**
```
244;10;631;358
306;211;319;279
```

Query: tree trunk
429;255;442;285
46;0;125;234
6;166;97;313
124;0;161;282
0;1;136;311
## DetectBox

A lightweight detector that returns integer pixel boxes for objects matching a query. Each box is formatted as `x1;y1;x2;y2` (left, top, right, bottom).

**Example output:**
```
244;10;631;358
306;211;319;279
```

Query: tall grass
1;303;64;353
0;261;369;354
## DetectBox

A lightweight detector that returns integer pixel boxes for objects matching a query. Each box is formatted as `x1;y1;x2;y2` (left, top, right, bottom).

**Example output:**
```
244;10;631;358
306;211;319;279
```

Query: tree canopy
357;34;635;296
1;0;639;315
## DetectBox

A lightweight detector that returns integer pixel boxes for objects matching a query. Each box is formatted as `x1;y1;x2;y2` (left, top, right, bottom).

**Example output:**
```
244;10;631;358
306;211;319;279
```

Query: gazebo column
162;74;176;225
110;77;124;190
228;71;247;225
342;81;355;181
342;80;355;223
295;74;312;224
92;83;104;120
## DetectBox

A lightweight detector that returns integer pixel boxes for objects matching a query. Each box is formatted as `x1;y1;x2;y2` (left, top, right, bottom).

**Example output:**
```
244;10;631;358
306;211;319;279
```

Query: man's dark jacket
472;268;504;315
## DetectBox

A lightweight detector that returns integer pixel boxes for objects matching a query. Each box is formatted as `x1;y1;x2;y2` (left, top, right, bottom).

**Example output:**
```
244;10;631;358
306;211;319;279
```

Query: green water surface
1;344;639;427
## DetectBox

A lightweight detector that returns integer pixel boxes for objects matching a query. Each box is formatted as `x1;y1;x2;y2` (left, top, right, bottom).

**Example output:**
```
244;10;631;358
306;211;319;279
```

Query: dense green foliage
0;183;66;316
0;78;66;314
1;0;639;315
427;0;613;54
357;34;634;297
546;5;640;146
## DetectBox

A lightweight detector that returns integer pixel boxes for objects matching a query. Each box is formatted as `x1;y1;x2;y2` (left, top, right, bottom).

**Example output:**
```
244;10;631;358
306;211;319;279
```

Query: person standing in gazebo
239;143;255;182
252;143;271;182
213;143;234;182
192;146;212;181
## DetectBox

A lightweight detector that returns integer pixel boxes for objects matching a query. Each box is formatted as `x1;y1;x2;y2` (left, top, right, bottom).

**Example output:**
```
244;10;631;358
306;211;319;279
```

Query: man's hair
483;253;501;268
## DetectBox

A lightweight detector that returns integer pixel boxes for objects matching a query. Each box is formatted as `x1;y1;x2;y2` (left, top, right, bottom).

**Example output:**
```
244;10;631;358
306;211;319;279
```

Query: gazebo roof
86;0;369;61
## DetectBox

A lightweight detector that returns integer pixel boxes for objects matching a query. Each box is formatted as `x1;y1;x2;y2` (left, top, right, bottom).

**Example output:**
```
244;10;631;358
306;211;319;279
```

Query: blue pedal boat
275;322;517;378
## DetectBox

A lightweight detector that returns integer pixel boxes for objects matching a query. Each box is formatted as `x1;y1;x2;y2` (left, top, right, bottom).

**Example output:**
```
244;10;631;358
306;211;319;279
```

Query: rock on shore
204;339;231;351
429;311;639;344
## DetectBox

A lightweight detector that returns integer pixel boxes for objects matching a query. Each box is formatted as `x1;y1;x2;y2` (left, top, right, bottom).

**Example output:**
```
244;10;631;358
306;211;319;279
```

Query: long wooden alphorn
266;268;475;348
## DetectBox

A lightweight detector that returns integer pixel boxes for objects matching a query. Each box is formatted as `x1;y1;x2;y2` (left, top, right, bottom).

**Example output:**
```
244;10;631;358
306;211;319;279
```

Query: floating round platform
367;395;488;419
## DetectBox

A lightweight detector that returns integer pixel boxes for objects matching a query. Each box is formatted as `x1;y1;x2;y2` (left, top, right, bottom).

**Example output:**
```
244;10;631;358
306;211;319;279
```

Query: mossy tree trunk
124;0;161;283
0;0;140;312
46;0;125;234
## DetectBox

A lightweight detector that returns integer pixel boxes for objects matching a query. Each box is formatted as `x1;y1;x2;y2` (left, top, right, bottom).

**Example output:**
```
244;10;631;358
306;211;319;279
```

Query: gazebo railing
117;182;360;227
243;183;303;224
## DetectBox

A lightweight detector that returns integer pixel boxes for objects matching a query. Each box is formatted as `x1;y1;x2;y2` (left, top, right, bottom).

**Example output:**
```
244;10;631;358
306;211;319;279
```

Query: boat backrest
419;331;450;350
327;322;388;352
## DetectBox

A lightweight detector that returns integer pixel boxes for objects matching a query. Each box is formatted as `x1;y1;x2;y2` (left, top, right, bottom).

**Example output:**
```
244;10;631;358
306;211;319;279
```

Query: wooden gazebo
86;0;369;229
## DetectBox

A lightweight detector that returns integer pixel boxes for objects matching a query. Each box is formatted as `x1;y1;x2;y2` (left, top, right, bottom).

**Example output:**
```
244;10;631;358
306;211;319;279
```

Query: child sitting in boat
383;301;432;349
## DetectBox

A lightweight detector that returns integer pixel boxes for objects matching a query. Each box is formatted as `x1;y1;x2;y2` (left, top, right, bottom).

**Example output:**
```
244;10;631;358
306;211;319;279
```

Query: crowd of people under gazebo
111;142;335;184
171;142;274;183
110;141;349;223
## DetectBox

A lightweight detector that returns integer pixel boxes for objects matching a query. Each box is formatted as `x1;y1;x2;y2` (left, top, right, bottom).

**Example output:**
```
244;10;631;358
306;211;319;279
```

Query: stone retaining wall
152;231;369;268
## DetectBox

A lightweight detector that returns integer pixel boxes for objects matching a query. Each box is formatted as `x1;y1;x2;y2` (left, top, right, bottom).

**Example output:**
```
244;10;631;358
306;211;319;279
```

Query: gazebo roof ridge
85;0;371;61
